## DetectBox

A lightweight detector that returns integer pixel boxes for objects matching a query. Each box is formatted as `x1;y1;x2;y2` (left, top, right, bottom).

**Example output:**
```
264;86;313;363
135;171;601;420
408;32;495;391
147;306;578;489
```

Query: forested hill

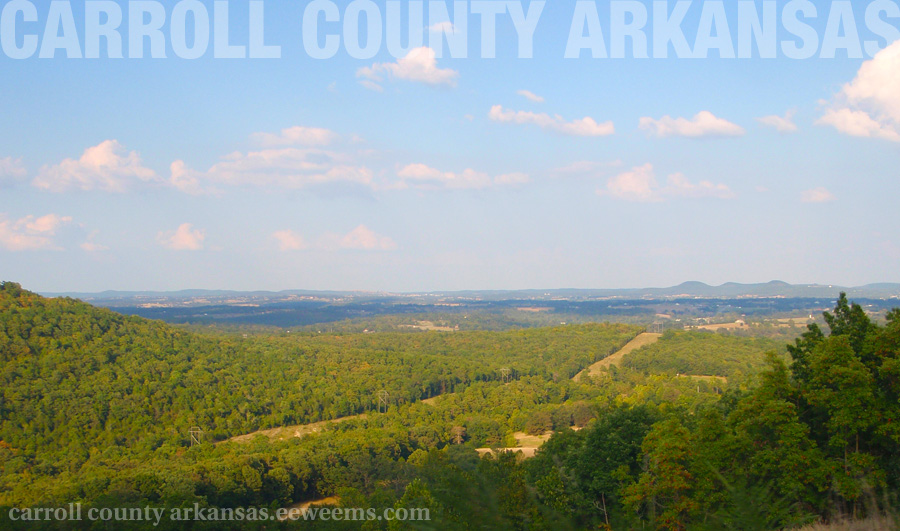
4;281;899;529
0;281;639;474
0;281;254;460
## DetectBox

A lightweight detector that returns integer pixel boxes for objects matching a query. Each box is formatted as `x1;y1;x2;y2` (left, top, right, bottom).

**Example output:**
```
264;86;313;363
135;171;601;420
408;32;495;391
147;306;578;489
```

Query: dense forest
1;282;898;529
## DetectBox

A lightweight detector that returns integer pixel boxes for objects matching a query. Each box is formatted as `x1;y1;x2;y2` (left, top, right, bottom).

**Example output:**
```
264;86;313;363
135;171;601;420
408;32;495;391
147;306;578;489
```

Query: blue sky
1;0;899;292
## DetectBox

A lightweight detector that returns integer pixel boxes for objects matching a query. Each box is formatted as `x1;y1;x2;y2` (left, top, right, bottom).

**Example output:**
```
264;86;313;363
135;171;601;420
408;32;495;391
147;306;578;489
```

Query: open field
574;332;662;379
694;320;750;331
398;320;458;332
676;374;728;384
778;316;815;327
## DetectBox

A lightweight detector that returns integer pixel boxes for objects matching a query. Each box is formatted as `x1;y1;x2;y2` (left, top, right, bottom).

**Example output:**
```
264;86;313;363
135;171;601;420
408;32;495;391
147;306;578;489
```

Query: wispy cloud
517;89;545;103
801;187;836;203
324;225;397;251
665;172;736;199
357;47;458;89
489;105;614;137
80;231;109;252
170;147;374;192
598;164;734;202
157;223;206;251
551;160;623;178
0;213;72;251
428;21;455;33
0;157;27;186
252;126;339;147
396;163;528;190
274;226;397;252
817;40;900;142
358;79;384;92
272;230;307;251
757;110;798;133
33;140;158;192
639;111;745;138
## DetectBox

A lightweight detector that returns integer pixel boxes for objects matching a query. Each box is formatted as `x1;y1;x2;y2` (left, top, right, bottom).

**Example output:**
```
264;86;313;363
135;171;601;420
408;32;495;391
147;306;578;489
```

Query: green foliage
2;282;899;530
619;330;785;383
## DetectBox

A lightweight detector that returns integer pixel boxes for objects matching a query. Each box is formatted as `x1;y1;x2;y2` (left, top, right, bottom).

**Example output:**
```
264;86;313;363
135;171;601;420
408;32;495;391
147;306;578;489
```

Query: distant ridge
44;281;900;303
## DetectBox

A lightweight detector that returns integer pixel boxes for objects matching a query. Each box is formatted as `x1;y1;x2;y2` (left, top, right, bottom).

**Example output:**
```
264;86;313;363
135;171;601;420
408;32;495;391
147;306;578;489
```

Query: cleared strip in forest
225;414;366;444
278;497;341;521
676;374;728;383
573;332;662;380
227;391;454;443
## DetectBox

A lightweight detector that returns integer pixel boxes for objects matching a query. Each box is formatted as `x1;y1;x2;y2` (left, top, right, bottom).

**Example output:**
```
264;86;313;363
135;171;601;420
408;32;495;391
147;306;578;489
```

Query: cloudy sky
1;0;899;292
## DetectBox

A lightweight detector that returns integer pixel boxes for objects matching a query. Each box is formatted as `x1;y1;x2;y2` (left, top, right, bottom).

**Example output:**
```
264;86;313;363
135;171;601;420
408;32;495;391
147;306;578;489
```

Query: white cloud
817;108;900;142
801;187;836;203
517;89;545;103
598;164;735;202
397;163;528;189
600;163;661;202
168;126;375;192
171;147;374;191
157;223;205;251
0;213;72;251
339;225;397;251
33;140;158;192
488;105;615;137
272;230;307;251
169;160;217;195
0;157;27;185
639;111;745;138
252;126;339;147
757;110;798;133
357;47;458;87
817;40;900;142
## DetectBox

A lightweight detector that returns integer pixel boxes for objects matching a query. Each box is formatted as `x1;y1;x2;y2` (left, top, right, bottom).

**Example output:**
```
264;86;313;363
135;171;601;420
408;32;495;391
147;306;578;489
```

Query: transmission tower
189;427;202;447
377;390;390;413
